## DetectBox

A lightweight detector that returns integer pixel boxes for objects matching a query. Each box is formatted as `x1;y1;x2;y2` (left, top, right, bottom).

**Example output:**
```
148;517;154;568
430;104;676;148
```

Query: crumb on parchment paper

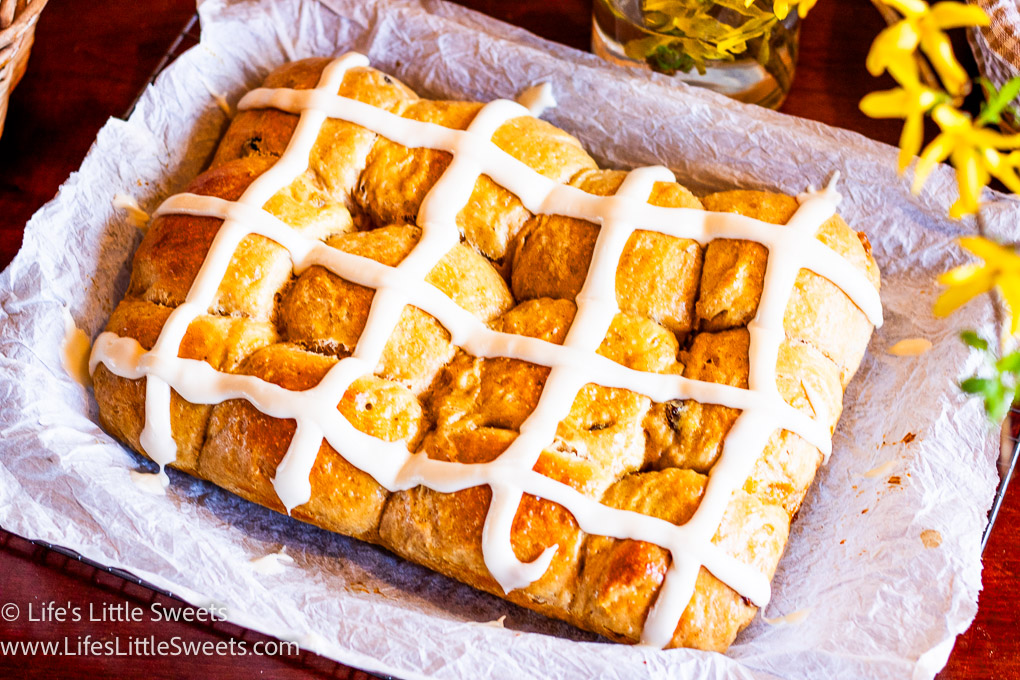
921;530;942;549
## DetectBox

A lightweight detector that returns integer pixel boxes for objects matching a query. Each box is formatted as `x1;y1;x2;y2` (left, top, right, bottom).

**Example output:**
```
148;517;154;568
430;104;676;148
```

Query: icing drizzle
516;82;556;117
89;53;883;649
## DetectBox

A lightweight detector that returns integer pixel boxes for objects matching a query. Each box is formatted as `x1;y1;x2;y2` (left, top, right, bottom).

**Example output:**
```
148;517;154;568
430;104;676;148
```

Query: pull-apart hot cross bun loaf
90;54;882;652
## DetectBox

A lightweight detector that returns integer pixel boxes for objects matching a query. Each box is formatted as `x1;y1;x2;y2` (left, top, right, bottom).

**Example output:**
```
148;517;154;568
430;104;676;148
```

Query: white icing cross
89;53;883;649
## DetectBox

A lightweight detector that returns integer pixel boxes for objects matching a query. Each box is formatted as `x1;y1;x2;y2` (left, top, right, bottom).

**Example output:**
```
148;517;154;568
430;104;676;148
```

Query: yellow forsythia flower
867;0;989;97
914;104;1020;218
859;59;943;171
773;0;818;20
743;0;819;21
936;236;1020;333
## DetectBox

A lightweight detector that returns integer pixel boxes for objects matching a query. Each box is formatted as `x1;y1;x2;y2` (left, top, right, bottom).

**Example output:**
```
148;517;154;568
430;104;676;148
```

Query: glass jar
592;0;801;109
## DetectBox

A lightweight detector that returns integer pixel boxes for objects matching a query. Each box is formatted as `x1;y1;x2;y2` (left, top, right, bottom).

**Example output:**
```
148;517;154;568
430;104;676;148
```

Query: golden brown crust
511;169;704;338
698;191;880;384
357;99;597;265
93;299;278;471
573;469;789;651
379;427;589;618
214;60;419;207
201;343;418;542
93;58;881;652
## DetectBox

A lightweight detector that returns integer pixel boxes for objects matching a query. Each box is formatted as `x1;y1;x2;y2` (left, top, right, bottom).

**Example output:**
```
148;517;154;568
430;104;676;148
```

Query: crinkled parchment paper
0;0;1011;677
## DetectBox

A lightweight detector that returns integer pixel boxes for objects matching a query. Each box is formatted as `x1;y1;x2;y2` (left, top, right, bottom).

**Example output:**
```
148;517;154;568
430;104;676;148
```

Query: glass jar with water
592;0;803;109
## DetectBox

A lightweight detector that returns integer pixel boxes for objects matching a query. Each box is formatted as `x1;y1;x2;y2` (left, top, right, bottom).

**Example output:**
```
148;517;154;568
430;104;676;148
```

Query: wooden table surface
0;0;1016;678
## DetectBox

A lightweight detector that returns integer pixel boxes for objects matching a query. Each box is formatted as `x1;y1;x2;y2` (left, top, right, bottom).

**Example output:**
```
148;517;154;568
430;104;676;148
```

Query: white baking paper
0;0;1010;678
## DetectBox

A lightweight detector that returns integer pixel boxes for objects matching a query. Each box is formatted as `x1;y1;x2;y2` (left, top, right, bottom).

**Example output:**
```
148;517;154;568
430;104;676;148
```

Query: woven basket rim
0;0;49;44
974;0;1020;69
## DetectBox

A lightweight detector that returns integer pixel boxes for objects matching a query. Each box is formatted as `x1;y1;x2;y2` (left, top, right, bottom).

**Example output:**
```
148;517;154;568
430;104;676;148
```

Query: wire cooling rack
3;10;1018;678
123;13;200;118
984;405;1020;549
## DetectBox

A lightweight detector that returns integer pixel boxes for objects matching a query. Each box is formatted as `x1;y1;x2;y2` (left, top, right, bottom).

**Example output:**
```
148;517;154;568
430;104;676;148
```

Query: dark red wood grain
0;0;1015;677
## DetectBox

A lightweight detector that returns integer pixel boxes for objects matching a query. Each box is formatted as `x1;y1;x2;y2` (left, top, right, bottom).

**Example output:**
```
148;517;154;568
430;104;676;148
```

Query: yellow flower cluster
762;0;818;20
861;1;1020;339
936;236;1020;333
917;106;1020;218
858;0;1020;220
866;0;986;97
859;2;1020;402
859;58;944;173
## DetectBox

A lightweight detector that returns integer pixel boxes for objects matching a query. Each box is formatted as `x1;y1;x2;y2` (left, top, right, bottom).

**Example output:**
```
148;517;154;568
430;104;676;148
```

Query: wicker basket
969;0;1020;133
0;0;48;139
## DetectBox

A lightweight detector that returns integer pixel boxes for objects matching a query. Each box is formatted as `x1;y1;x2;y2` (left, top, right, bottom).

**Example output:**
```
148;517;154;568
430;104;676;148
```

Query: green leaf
960;329;988;351
977;76;1020;126
643;42;698;75
997;351;1020;373
981;377;1005;408
961;376;991;394
1000;77;1020;104
959;330;1020;421
987;383;1015;422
